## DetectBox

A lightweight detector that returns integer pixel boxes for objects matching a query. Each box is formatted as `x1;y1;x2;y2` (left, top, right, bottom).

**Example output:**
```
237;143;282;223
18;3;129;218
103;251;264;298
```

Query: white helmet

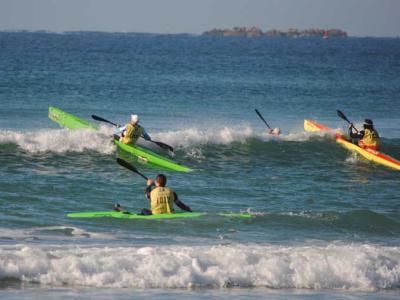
131;114;139;124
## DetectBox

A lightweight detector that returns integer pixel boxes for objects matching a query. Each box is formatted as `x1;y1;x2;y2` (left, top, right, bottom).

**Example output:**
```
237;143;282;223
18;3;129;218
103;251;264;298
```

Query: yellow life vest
359;128;380;150
150;187;175;214
122;124;144;145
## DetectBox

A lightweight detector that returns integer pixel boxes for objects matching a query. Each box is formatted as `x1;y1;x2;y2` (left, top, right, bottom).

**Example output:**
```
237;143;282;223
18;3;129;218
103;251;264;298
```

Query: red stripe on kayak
370;150;400;166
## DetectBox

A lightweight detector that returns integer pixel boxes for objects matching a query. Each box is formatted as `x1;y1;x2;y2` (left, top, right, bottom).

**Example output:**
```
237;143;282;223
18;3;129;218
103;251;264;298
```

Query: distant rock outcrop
203;26;264;38
203;27;347;38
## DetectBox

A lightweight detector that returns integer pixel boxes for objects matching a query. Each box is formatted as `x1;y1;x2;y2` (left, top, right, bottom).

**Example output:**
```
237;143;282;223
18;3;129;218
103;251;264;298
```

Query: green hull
49;106;98;130
114;140;192;172
48;106;192;172
67;211;252;219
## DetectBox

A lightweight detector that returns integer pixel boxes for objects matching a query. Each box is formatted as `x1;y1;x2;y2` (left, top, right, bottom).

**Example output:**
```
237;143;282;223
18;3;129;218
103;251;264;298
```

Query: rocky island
203;27;347;38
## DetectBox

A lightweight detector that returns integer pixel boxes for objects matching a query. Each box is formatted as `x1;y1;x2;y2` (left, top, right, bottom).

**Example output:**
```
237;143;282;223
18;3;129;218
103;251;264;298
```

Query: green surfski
48;106;192;172
49;106;98;130
67;211;252;219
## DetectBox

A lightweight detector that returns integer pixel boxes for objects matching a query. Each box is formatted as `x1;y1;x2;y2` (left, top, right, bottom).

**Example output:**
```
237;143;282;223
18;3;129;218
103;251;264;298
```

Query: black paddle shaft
116;158;148;180
92;115;118;127
254;109;272;129
336;110;359;133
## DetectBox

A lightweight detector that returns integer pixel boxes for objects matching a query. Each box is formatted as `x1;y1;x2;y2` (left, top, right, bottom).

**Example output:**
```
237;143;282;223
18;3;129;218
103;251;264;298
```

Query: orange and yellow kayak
304;119;400;171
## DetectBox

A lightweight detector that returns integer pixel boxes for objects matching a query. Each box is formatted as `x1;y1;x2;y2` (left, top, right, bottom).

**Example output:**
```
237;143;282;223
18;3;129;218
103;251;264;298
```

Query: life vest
150;187;175;214
121;124;144;145
358;128;380;150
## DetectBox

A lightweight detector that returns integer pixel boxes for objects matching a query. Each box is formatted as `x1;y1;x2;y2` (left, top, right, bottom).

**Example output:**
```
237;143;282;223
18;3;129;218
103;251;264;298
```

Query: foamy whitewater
0;125;326;155
1;32;400;299
1;243;398;290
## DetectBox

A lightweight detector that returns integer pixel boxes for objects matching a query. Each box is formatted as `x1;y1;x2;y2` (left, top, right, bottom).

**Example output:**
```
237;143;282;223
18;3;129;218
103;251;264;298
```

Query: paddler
140;174;192;215
348;119;380;150
117;114;152;145
268;127;281;136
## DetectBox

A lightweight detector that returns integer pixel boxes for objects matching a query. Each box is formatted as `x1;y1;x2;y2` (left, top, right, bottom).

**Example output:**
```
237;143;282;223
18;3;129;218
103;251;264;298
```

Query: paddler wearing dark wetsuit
140;174;192;215
117;114;151;145
348;118;380;151
267;127;281;136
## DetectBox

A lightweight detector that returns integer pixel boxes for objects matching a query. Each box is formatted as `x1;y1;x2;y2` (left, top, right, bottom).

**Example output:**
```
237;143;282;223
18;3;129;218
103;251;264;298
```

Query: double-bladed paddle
92;115;174;152
92;114;118;127
336;110;359;133
116;158;148;180
254;109;272;129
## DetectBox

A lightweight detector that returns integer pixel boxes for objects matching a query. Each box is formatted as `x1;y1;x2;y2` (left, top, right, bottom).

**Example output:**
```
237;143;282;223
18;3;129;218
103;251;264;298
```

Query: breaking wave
0;126;115;154
0;125;328;155
0;243;399;290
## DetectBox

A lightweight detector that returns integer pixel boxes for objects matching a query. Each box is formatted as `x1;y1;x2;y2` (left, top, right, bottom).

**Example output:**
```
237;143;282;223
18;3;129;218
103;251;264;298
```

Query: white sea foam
0;243;398;290
0;226;115;241
150;126;327;149
0;126;115;154
150;126;255;149
0;125;333;154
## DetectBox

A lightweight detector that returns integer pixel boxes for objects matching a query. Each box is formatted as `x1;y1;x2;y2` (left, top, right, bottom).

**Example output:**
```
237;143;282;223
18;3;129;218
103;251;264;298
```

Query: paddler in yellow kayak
140;174;192;215
348;118;380;151
117;114;152;145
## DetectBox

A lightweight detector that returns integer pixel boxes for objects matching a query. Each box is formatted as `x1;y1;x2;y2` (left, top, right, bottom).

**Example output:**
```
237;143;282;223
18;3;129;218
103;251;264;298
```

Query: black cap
364;119;373;125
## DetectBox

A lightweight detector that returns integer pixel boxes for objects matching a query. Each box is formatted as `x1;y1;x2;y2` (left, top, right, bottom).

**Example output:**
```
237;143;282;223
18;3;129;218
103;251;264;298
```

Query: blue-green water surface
0;31;399;299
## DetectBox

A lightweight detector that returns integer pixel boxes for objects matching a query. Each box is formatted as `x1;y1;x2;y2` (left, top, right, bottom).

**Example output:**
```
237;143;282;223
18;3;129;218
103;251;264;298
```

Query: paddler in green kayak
348;119;380;151
140;174;192;215
117;114;152;145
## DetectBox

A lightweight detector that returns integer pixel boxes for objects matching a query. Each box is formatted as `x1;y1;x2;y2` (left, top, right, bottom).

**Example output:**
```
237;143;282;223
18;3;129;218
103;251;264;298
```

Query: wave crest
0;243;398;290
0;126;115;154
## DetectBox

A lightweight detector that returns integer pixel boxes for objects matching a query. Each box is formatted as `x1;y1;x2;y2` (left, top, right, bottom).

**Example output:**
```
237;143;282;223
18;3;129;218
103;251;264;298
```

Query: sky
0;0;399;37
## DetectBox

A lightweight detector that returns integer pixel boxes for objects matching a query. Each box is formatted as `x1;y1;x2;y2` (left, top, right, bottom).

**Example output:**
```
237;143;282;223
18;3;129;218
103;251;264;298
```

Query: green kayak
67;211;252;219
49;106;98;130
48;106;192;172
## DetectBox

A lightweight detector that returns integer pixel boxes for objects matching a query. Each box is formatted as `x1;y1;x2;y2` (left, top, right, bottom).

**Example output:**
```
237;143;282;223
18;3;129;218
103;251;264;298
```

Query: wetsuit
349;127;380;150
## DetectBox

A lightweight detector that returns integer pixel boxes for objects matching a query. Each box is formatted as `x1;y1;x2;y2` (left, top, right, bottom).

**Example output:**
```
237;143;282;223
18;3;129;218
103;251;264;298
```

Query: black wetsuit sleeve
349;128;364;139
173;192;192;212
145;185;153;200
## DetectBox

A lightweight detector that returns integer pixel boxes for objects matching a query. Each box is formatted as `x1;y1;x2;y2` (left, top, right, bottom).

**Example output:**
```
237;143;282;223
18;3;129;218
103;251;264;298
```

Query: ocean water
0;31;400;299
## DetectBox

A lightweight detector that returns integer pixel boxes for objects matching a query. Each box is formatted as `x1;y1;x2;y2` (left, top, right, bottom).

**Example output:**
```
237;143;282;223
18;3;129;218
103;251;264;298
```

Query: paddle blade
336;110;350;124
337;110;359;133
152;140;174;153
92;115;118;127
116;158;148;180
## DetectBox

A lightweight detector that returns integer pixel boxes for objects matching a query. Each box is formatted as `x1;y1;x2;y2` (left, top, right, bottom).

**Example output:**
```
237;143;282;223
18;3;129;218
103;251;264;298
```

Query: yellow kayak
304;119;400;171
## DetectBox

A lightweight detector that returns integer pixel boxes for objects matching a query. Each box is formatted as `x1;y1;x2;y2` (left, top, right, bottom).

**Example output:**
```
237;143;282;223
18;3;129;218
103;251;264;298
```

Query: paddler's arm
348;123;363;139
173;192;192;212
141;131;152;141
145;179;155;200
115;125;126;135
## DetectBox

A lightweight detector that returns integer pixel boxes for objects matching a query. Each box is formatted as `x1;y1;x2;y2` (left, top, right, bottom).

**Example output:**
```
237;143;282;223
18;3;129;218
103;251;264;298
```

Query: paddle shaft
116;158;148;180
91;115;118;127
254;109;272;129
336;110;359;133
